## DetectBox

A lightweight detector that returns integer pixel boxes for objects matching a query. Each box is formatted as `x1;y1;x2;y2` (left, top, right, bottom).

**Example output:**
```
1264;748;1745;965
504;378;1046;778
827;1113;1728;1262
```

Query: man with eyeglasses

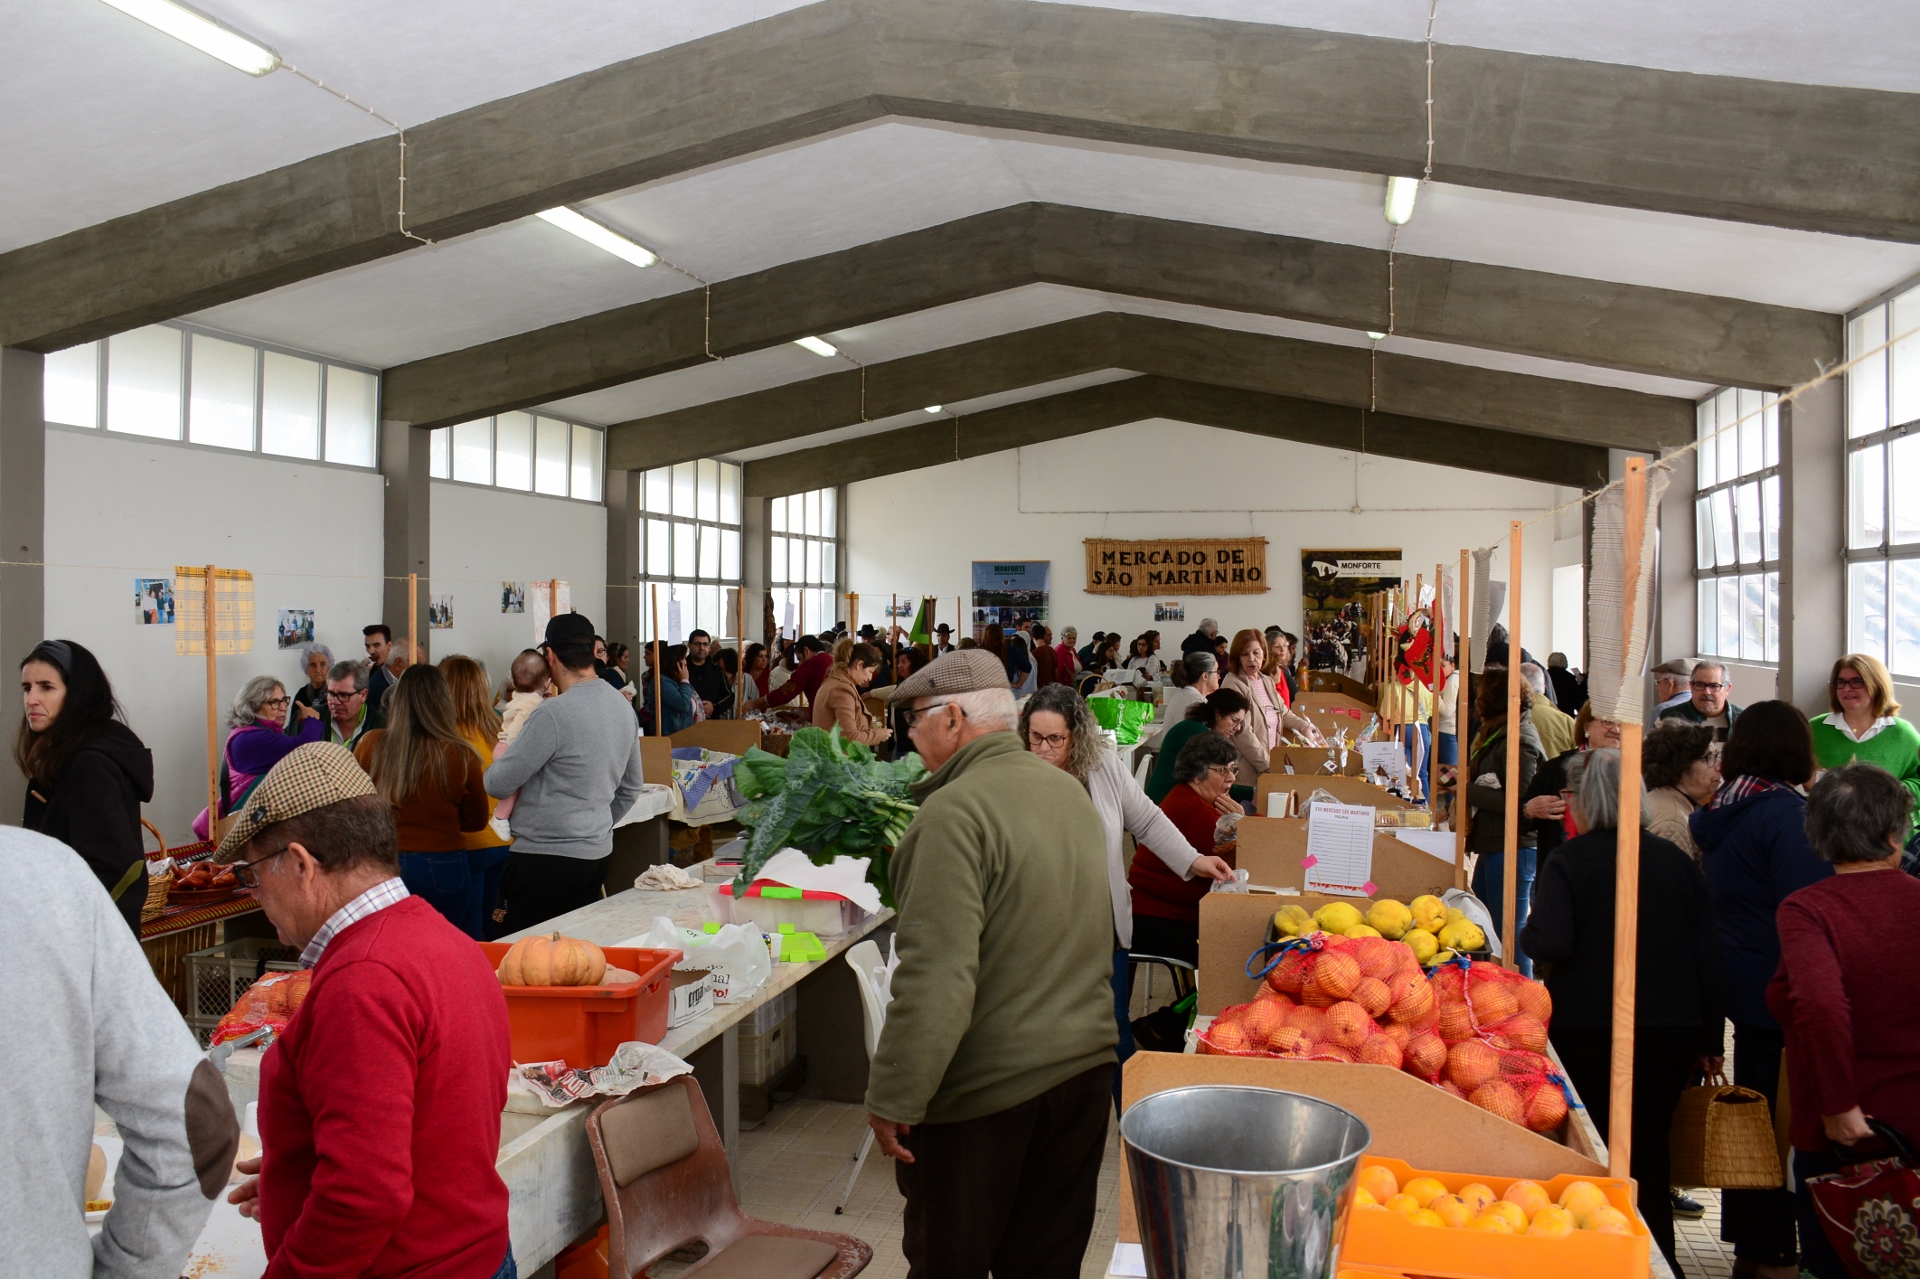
864;649;1116;1279
322;659;382;751
1658;660;1743;750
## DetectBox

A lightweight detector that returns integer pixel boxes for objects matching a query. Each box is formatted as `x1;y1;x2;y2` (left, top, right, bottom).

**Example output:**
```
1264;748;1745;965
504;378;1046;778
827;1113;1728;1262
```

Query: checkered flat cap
889;648;1009;703
213;741;376;863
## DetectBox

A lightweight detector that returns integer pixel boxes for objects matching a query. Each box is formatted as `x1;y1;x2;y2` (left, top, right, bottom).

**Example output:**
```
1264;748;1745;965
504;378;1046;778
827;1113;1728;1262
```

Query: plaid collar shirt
300;877;410;968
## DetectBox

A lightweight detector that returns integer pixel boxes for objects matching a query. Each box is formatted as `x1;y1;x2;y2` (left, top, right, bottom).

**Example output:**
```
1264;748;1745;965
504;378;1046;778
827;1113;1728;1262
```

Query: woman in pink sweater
1768;762;1920;1279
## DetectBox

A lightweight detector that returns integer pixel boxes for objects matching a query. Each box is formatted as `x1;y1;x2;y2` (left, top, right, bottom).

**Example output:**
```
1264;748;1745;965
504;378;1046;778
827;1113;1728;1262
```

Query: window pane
1735;482;1761;564
820;486;835;533
1694;498;1714;570
697;458;719;523
1895;560;1920;678
1851;560;1888;666
1717;577;1740;658
1695;399;1715;488
452;419;492;484
534;416;569;495
1697;579;1717;657
1761;475;1780;562
698;524;720;579
697;585;719;639
571;424;602;501
1765;571;1781;663
429;427;451;479
1849;305;1889;439
1716;389;1740;485
722;529;740;581
1851;445;1886;549
1736;388;1762;477
187;334;255;450
644;467;670;513
1892;287;1920;431
822;540;836;587
323;366;376;466
1893;433;1920;545
720;463;740;525
672;462;695;517
806;538;821;585
770;535;788;584
770;496;788;533
1762;394;1779;469
107;325;181;439
1740;573;1764;661
1709;487;1735;566
646;520;671;576
804;489;822;536
44;341;98;428
261;351;320;458
790;538;805;585
673;522;695;577
493;412;532;489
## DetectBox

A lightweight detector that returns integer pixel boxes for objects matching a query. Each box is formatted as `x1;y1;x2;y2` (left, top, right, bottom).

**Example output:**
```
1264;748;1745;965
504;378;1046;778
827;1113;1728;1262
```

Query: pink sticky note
1362;881;1378;895
1300;854;1319;868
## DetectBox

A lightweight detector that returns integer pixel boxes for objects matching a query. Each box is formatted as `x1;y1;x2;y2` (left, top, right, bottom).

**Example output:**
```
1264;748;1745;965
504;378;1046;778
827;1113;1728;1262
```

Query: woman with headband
15;640;154;934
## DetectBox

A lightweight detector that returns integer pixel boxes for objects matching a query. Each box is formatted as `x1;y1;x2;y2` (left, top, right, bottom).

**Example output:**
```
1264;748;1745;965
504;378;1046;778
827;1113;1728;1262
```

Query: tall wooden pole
1429;563;1443;806
1610;459;1650;1181
1455;549;1471;890
734;585;746;718
203;564;219;823
1502;522;1524;968
651;584;664;739
408;571;419;665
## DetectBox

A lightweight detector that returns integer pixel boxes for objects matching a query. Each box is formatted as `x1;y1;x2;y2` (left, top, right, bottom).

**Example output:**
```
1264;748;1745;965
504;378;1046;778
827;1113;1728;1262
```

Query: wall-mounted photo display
1301;549;1402;673
1154;601;1185;623
277;609;315;649
501;581;526;614
971;561;1049;638
429;595;454;630
135;578;174;625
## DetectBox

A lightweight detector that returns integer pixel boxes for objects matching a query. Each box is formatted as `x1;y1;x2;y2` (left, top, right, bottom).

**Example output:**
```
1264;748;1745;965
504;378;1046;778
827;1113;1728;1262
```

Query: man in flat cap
218;743;514;1279
864;650;1116;1278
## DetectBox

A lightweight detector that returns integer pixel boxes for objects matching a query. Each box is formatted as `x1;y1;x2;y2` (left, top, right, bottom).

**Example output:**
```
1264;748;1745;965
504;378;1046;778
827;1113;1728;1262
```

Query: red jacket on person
764;651;835;708
258;895;511;1279
1130;783;1235;925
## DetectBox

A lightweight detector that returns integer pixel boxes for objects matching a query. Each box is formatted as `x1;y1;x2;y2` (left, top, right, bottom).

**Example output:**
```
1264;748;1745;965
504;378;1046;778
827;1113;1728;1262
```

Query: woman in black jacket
16;640;154;934
1519;747;1724;1276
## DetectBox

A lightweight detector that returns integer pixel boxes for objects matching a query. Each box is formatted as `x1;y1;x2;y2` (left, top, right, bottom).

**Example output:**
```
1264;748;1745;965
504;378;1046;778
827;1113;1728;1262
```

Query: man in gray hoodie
486;612;646;933
4;828;239;1276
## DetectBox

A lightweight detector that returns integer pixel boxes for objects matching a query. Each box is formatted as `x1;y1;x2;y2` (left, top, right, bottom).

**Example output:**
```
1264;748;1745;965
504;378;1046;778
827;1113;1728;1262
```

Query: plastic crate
739;1009;797;1086
184;937;301;1044
477;943;678;1069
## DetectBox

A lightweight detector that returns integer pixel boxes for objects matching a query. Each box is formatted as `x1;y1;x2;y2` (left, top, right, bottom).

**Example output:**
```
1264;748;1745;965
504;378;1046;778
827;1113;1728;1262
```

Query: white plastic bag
1442;887;1502;960
622;915;772;1004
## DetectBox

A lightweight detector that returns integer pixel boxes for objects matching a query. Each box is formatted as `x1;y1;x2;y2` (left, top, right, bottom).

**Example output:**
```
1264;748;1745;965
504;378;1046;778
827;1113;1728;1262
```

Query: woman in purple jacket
192;675;325;840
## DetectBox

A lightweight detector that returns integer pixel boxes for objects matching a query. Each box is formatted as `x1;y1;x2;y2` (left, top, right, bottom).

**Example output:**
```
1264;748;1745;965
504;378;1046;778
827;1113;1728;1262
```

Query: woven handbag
139;818;172;923
1670;1073;1783;1189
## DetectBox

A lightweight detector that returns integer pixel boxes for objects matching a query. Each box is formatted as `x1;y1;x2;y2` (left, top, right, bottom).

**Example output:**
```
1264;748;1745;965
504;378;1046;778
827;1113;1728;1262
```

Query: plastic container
706;882;858;937
1340;1155;1650;1279
184;937;301;1044
476;943;678;1069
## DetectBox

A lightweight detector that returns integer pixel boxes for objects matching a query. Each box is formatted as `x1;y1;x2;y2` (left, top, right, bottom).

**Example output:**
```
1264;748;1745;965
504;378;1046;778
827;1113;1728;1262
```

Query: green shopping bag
1089;697;1157;745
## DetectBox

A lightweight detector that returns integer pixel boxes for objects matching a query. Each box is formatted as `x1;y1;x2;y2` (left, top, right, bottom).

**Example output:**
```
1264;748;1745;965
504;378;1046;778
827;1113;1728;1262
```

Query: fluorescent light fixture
793;336;838;358
1367;331;1387;341
1383;175;1420;226
535;207;659;269
924;406;943;414
97;0;280;75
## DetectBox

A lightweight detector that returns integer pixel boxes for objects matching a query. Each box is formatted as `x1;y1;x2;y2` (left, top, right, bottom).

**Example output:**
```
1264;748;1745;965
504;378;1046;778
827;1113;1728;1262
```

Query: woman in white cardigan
1219;628;1323;786
1018;684;1233;1100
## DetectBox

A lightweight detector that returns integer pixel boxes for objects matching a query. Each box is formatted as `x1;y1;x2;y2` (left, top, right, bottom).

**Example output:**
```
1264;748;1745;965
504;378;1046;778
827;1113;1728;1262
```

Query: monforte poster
971;561;1049;638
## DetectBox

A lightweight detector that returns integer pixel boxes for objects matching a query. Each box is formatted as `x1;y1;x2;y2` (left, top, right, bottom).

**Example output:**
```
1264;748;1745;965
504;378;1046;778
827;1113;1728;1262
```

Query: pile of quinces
1354;1165;1635;1238
1273;894;1488;967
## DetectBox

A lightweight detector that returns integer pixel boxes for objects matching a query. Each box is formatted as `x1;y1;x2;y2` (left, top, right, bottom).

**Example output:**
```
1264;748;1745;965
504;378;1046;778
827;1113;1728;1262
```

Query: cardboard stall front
1233;818;1454;902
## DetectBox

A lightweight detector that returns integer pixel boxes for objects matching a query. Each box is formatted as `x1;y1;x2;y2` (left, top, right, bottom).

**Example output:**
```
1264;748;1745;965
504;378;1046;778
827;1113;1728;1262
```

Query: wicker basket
139;819;172;923
1669;1075;1783;1189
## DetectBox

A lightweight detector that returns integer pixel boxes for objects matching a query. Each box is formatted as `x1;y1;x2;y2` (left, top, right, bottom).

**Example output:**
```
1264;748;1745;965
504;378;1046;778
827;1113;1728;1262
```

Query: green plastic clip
702;921;721;934
778;923;795;934
780;930;827;963
761;886;803;899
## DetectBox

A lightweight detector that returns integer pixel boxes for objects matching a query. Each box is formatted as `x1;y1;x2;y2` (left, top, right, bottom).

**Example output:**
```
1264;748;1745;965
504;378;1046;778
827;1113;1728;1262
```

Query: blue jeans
1110;948;1135;1113
490;1251;517;1279
1400;723;1432;796
399;851;471;931
1470;845;1537;976
466;844;512;940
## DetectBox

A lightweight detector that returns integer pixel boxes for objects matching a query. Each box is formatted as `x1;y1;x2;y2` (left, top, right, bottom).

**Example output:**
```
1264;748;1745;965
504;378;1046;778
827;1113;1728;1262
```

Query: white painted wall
847;419;1565;649
43;429;384;842
427;480;606;687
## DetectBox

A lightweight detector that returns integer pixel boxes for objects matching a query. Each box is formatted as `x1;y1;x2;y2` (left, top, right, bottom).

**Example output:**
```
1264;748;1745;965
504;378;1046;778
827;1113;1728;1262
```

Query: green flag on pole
909;597;933;645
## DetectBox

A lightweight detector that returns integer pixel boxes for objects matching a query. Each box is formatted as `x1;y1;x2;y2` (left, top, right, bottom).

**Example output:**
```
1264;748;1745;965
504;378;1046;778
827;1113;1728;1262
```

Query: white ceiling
7;0;1913;255
190;119;1920;370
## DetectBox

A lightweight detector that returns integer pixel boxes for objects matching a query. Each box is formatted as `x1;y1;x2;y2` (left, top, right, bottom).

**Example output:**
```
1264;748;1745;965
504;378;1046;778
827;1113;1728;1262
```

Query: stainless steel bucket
1121;1085;1371;1279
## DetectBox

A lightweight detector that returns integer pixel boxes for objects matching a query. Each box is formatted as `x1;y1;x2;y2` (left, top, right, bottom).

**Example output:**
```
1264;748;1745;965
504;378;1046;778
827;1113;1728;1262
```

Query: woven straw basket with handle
1670;1073;1783;1190
139;819;172;923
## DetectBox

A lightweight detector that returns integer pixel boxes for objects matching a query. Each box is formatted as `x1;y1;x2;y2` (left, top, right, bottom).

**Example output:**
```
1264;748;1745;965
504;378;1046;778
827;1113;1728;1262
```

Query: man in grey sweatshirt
486;612;645;933
4;828;239;1276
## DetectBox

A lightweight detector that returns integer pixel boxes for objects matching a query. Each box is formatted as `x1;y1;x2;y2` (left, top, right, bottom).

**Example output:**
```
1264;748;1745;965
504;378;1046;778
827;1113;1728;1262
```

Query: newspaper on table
510;1040;694;1109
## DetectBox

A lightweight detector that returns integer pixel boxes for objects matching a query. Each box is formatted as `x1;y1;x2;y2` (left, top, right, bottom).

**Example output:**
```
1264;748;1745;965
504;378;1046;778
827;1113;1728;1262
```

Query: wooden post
847;592;859;638
1502;522;1524;968
203;564;219;823
1455;549;1471;890
1610;458;1650;1181
957;596;964;643
650;584;664;739
1429;562;1443;812
408;571;419;665
734;585;746;718
890;593;898;656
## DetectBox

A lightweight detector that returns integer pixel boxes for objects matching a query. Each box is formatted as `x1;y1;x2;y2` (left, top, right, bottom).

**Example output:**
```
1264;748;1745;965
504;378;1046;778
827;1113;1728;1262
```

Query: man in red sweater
746;633;833;712
216;743;514;1279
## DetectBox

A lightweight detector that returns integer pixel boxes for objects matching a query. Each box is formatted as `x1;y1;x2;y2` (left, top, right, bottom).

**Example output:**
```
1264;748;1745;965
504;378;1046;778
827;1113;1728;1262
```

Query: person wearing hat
865;649;1116;1277
217;743;513;1279
931;623;954;655
483;613;646;933
1651;657;1695;716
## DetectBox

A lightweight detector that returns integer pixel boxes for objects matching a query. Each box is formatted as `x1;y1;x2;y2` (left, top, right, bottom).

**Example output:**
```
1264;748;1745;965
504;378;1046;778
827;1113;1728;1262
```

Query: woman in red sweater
1769;762;1920;1279
1129;732;1242;965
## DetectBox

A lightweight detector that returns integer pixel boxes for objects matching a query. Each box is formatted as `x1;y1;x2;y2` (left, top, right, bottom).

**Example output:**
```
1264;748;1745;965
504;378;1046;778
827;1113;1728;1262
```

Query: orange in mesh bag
1480;1047;1578;1133
1428;955;1554;1046
210;969;312;1047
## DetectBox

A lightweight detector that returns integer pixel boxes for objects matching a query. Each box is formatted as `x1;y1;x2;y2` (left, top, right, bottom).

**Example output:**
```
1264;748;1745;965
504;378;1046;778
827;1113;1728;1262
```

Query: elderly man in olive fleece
865;649;1117;1279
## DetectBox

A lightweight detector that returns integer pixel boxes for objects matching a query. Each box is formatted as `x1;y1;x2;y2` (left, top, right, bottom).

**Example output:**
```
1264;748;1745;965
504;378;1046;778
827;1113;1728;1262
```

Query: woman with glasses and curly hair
194;672;327;841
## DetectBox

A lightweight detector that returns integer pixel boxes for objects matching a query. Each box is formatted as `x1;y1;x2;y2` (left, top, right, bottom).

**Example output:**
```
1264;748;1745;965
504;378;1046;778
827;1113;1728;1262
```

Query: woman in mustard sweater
1809;653;1920;839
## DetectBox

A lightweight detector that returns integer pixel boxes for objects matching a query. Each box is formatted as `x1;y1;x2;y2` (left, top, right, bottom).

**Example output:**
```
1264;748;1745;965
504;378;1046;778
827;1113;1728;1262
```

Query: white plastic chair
833;939;889;1213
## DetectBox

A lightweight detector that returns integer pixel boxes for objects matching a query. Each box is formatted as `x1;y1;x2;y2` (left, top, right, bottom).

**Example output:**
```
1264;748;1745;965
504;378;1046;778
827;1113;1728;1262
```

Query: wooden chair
586;1076;871;1279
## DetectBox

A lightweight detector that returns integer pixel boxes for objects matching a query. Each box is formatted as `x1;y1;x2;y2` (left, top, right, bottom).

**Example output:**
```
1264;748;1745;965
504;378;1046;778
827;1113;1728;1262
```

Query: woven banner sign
1084;538;1268;596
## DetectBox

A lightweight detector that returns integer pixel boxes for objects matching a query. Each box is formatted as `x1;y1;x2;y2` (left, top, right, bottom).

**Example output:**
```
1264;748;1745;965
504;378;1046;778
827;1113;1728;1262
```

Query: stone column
0;348;45;817
604;469;641;651
379;418;430;660
1780;382;1844;713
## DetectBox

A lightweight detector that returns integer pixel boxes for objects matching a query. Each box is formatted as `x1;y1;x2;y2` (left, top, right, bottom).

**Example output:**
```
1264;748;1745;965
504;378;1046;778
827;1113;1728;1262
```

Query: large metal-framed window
769;488;838;638
638;460;742;641
1844;282;1920;675
1693;386;1781;664
42;322;380;468
427;412;604;504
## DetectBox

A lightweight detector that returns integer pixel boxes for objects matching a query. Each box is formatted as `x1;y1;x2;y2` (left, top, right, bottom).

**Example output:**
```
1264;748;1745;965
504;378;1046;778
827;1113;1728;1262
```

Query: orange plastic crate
476;943;679;1069
1340;1155;1650;1279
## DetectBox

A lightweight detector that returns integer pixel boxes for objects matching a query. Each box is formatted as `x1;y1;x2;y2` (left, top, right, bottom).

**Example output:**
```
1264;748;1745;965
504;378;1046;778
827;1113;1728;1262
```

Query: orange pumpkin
497;932;607;987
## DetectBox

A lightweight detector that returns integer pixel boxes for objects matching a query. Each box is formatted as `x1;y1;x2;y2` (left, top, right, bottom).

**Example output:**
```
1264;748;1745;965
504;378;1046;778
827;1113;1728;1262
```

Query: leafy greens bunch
730;726;927;908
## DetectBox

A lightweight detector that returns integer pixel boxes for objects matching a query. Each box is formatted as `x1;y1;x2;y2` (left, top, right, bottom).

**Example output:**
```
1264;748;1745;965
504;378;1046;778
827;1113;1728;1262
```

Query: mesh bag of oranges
1199;932;1441;1069
1427;955;1553;1048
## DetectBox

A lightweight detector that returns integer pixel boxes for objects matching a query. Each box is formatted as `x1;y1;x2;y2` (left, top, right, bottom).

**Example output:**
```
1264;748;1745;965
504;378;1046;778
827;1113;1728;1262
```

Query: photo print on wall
429;595;454;630
501;581;525;614
277;609;314;649
971;561;1049;639
1154;601;1186;623
135;578;174;625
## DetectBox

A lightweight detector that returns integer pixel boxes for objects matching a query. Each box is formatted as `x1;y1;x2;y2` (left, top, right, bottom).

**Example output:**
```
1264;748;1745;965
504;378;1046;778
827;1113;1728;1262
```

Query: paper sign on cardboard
1358;740;1407;785
1304;802;1375;896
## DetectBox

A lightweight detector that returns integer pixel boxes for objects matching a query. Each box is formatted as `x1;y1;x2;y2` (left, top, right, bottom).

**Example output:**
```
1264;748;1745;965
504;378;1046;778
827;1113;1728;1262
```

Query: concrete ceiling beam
740;374;1608;495
3;0;1906;352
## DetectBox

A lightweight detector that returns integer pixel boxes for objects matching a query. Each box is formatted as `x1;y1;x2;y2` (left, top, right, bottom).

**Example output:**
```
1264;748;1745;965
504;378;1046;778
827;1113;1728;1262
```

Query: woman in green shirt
1145;687;1253;806
1810;653;1920;837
